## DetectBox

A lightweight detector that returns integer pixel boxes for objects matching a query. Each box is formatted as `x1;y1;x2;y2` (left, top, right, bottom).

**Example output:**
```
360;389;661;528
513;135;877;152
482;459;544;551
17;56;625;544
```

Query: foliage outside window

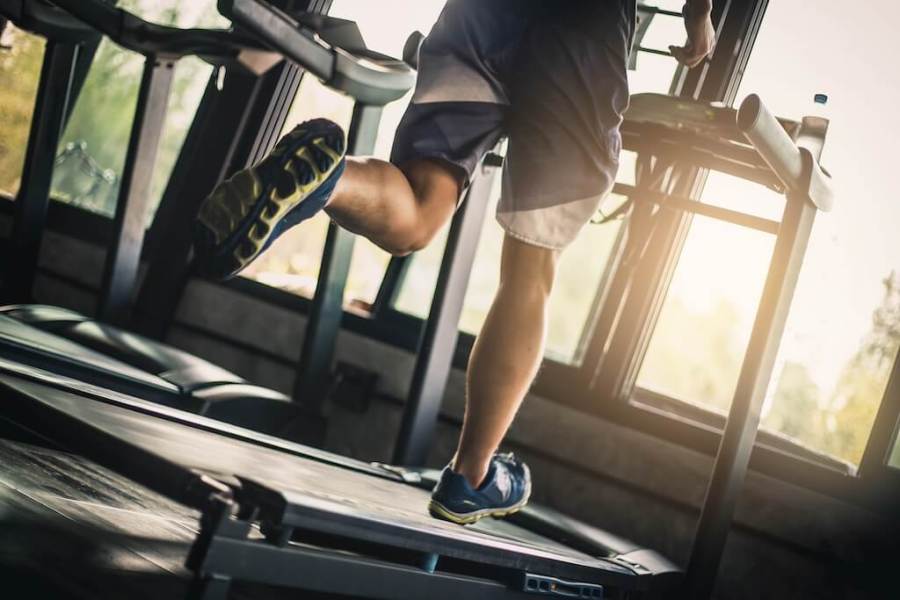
49;0;228;219
0;26;44;198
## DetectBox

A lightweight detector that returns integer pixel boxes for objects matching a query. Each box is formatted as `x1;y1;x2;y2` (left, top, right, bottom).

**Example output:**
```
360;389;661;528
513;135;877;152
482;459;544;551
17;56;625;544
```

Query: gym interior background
0;0;898;599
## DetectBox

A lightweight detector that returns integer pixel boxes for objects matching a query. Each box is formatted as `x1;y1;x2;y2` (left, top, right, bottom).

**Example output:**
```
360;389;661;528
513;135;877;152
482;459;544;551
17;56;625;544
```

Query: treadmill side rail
519;574;604;598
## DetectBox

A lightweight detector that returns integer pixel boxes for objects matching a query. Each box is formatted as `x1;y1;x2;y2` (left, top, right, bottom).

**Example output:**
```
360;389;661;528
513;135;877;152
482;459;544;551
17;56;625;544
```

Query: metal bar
636;46;672;58
67;34;101;114
683;192;818;599
677;0;732;100
245;62;304;164
198;534;530;600
636;5;683;19
133;68;264;338
392;162;497;466
97;55;176;326
371;255;412;315
614;183;781;234
293;102;382;408
586;163;698;398
858;337;900;480
5;40;79;303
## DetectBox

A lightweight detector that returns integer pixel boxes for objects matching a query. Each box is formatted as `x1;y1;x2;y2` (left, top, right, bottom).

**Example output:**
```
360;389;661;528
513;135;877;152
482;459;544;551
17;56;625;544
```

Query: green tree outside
0;27;44;197
762;272;900;466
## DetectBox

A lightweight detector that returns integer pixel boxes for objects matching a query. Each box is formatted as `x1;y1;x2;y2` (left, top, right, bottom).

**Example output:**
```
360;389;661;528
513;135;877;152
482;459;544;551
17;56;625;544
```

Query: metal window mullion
6;40;80;303
372;255;413;316
858;348;900;479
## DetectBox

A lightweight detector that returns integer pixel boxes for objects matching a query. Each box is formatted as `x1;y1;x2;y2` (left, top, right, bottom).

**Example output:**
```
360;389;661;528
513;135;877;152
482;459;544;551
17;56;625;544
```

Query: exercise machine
0;0;416;437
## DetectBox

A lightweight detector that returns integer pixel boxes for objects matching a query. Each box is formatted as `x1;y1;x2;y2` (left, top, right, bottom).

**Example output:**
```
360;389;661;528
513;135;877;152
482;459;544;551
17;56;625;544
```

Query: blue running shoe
429;453;532;525
193;118;346;280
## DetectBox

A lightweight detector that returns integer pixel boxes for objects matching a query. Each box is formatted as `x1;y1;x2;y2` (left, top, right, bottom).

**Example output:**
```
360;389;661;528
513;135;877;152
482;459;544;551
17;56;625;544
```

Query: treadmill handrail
0;0;98;42
738;93;834;212
223;0;415;106
48;0;265;61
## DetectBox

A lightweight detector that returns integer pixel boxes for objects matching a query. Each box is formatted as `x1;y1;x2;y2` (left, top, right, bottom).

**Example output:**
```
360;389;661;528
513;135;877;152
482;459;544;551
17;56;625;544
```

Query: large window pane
49;1;227;218
0;26;45;198
636;215;775;412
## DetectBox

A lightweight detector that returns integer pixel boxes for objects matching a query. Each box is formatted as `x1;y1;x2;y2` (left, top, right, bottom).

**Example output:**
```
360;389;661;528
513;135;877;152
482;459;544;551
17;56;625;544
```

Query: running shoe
193;118;346;280
429;452;532;525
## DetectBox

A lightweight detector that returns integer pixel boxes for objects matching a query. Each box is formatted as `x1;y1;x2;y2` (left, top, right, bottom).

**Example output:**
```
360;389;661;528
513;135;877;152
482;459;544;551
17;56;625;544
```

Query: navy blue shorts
391;0;635;249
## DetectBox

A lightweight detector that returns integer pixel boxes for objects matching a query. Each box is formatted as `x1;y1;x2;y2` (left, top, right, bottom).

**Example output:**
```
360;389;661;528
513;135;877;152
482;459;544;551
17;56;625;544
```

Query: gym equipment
0;0;417;435
0;0;268;323
594;91;833;598
0;356;681;599
389;90;834;599
0;304;300;435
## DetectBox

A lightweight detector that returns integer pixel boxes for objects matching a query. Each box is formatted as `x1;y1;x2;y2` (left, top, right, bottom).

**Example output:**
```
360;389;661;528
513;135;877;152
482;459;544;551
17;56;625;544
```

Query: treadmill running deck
0;371;642;589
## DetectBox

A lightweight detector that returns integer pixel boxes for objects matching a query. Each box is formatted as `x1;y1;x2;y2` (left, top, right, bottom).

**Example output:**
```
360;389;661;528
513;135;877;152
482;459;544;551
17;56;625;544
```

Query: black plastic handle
223;0;415;106
48;0;263;62
738;94;834;212
0;0;98;43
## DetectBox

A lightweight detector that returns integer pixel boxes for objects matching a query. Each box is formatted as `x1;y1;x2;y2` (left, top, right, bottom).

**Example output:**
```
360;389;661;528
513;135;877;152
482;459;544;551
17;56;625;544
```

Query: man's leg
193;122;465;279
453;235;559;488
326;157;460;256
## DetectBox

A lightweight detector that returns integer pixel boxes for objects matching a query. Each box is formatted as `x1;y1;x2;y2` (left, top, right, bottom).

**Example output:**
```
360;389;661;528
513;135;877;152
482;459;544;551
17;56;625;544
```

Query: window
634;0;900;467
0;25;44;198
49;1;228;218
636;210;776;414
240;0;447;308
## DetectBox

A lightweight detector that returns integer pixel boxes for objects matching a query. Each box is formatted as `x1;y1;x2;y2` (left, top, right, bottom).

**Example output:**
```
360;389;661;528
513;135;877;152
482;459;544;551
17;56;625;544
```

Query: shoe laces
495;452;519;466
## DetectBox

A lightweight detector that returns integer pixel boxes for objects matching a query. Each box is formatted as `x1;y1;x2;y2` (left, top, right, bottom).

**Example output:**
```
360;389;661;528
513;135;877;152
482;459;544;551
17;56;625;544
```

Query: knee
383;221;440;256
499;236;560;296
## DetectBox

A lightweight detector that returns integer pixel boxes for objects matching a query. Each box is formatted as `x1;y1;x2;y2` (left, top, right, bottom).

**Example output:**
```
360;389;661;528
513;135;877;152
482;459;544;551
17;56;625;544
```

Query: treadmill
0;1;833;599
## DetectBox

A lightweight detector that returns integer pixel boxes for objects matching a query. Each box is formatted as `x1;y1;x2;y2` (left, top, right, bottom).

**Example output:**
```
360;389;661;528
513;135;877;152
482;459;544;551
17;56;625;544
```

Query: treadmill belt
0;373;636;586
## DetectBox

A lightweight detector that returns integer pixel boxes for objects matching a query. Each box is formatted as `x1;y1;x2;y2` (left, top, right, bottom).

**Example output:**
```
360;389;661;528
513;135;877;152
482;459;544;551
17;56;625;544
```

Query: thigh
498;1;635;250
391;0;544;185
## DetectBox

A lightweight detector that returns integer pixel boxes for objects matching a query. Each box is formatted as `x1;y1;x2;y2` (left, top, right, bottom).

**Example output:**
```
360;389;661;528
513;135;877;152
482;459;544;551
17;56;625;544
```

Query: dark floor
0;437;358;599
